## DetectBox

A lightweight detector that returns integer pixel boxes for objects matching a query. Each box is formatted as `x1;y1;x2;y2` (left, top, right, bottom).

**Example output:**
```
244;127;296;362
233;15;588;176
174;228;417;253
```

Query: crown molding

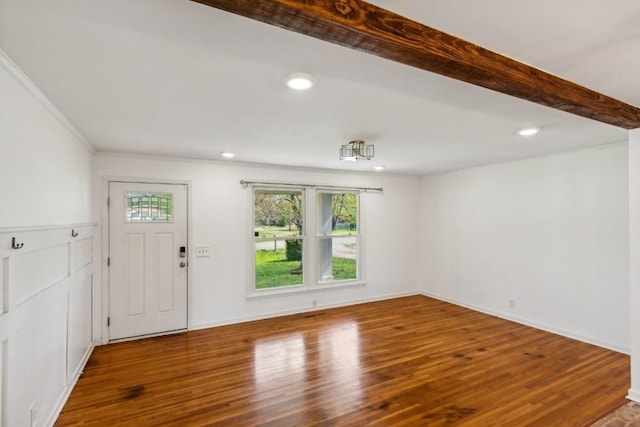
0;48;95;153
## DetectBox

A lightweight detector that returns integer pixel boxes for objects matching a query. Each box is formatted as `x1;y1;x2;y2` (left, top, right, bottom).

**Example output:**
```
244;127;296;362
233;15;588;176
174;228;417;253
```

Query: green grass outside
255;249;356;289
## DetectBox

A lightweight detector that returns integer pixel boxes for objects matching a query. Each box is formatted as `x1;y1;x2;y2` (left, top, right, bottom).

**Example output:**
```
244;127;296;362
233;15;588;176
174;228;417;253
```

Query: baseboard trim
419;291;629;355
627;389;640;403
192;291;417;331
46;344;94;427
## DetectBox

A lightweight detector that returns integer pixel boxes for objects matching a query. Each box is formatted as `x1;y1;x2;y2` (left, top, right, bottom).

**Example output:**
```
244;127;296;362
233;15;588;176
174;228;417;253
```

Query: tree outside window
252;187;360;291
254;189;304;289
317;192;358;283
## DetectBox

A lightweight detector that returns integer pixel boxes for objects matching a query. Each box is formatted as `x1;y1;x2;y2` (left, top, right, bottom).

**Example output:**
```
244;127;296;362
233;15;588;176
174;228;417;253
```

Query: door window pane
125;192;173;222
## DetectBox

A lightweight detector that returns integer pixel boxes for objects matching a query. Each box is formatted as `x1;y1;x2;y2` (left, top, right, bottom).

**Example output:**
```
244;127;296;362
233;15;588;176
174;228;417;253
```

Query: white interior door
109;182;188;340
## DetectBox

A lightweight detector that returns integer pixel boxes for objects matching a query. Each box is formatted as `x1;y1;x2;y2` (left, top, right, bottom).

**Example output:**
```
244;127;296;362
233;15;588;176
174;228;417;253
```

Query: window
253;188;305;289
251;186;362;294
316;192;359;283
125;192;173;222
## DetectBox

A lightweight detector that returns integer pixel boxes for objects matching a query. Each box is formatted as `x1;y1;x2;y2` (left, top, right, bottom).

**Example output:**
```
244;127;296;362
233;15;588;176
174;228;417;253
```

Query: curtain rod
240;180;383;192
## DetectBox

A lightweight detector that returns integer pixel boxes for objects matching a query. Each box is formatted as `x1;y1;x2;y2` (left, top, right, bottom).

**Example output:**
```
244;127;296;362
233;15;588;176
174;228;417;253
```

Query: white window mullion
248;185;365;297
304;187;315;288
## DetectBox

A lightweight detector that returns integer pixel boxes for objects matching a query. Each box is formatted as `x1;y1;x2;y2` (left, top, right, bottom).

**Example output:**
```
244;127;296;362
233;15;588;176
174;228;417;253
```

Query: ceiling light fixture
221;152;235;158
517;127;540;136
286;72;315;90
340;140;374;161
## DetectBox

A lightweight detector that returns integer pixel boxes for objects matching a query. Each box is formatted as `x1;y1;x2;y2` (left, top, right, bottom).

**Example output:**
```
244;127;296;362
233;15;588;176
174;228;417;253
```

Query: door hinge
107;197;110;207
107;317;111;327
107;257;111;267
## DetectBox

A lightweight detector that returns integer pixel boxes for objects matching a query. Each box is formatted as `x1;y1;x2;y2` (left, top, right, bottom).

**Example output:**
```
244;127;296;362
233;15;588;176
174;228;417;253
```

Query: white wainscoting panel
67;272;92;383
9;288;68;427
0;224;95;427
70;237;93;274
12;245;68;306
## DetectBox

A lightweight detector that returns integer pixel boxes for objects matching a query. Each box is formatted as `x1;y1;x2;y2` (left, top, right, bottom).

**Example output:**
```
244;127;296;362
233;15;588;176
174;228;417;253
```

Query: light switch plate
195;246;211;257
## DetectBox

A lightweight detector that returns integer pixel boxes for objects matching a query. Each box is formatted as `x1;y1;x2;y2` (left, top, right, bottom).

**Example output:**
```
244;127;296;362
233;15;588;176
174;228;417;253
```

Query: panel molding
0;224;95;426
47;342;93;427
125;233;145;318
13;245;69;307
0;222;96;235
155;233;175;313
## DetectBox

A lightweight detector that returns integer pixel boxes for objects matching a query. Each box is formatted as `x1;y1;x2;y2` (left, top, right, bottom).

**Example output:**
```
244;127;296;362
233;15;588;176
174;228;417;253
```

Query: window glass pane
318;237;358;282
317;192;357;235
125;192;173;222
254;190;303;238
255;239;304;289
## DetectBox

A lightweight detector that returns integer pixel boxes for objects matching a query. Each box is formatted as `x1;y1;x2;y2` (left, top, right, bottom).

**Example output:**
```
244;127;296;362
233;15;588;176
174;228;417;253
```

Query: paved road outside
255;236;356;260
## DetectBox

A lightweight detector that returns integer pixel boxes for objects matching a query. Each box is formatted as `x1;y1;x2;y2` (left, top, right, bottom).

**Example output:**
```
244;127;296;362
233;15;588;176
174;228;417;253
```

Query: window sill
246;280;366;299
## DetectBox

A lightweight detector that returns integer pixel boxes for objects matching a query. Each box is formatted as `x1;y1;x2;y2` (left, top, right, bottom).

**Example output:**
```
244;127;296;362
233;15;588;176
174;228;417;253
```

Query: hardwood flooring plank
55;295;629;426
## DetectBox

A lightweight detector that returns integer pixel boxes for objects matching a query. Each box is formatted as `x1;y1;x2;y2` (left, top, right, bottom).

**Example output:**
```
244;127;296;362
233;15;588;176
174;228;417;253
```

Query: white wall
419;145;629;352
0;53;92;228
93;154;420;341
0;51;94;427
628;129;640;401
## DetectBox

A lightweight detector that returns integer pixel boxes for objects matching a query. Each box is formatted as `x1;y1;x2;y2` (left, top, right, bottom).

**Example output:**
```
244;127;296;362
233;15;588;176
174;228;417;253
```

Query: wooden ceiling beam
190;0;640;129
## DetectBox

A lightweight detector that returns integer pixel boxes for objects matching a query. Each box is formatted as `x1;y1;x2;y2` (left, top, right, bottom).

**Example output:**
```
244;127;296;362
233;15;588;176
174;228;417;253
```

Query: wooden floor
56;296;629;426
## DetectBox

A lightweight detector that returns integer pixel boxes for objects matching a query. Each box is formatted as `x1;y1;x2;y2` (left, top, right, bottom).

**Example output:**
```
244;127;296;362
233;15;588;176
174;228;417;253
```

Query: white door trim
99;176;193;344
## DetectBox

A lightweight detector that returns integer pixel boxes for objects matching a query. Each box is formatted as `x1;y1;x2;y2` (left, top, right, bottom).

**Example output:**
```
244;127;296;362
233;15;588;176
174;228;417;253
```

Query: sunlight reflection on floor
252;321;363;422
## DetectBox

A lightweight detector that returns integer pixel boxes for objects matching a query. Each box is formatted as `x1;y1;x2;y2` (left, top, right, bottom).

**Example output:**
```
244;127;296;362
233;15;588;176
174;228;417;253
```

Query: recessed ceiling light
373;166;385;171
517;127;540;136
221;152;235;159
286;72;315;90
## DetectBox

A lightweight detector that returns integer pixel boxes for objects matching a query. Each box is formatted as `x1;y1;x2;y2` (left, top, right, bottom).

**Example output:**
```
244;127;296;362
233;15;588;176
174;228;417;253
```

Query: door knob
180;262;187;268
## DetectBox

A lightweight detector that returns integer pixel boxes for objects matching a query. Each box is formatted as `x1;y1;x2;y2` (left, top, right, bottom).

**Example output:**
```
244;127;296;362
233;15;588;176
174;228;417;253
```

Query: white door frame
99;176;193;344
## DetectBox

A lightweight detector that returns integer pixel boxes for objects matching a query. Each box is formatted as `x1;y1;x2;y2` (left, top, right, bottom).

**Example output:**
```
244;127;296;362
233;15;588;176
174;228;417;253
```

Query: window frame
247;185;366;298
249;185;307;295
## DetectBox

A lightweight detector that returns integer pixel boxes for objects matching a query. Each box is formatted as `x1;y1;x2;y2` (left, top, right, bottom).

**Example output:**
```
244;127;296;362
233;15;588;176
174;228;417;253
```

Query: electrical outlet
509;299;516;309
30;403;37;427
312;300;317;307
195;246;211;257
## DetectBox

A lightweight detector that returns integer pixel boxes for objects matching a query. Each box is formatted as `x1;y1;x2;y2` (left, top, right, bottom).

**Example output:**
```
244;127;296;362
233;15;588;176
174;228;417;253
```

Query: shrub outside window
251;186;361;294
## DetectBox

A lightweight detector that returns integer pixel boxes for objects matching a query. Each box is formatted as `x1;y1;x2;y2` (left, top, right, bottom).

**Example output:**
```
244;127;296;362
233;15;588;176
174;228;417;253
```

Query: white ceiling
1;0;638;175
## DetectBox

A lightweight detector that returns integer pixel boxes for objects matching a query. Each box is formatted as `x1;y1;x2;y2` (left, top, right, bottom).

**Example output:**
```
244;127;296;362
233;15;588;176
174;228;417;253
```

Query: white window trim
246;186;367;298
